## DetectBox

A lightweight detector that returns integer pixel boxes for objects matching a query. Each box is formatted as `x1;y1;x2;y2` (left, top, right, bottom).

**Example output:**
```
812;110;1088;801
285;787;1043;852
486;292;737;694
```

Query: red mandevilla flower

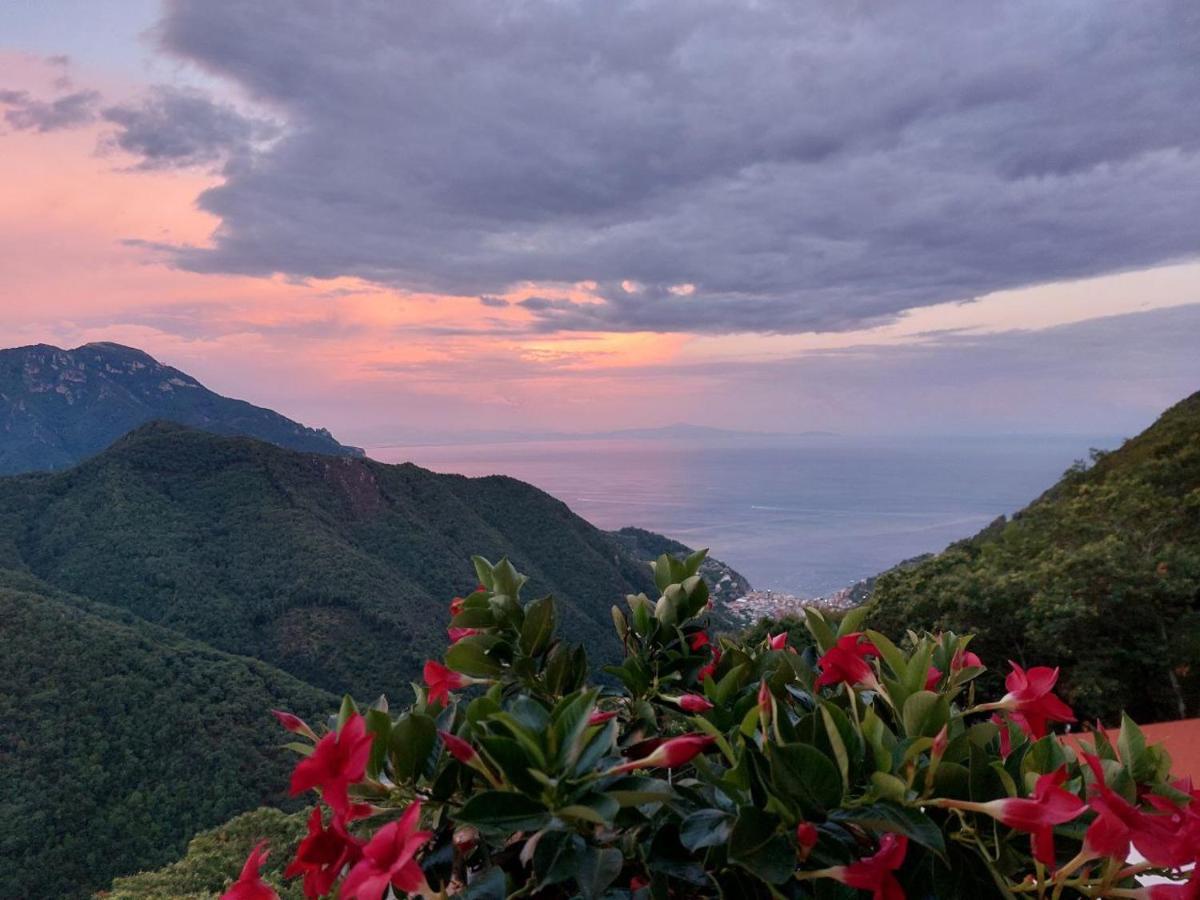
952;647;983;671
423;660;468;705
815;633;881;691
1081;753;1198;869
924;667;941;691
449;596;465;616
272;709;317;741
936;767;1084;867
289;712;374;820
284;808;364;899
447;627;478;644
758;680;773;726
339;801;433;900
588;709;618;726
992;662;1076;740
767;632;788;651
221;841;280;900
689;631;710;651
609;734;715;775
828;833;908;900
675;693;714;713
697;646;722;682
439;730;479;765
796;821;819;861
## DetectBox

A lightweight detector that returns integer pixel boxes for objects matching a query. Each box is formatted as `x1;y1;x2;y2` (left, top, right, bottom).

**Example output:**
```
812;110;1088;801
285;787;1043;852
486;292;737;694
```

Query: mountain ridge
0;341;362;474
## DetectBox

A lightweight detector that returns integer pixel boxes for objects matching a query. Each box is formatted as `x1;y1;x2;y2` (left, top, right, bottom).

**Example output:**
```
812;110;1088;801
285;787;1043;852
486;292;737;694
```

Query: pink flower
290;712;374;819
675;693;714;713
937;767;1084;867
924;667;942;691
609;734;715;775
829;834;908;900
339;802;432;900
272;709;317;741
423;660;467;705
993;662;1076;739
439;730;479;765
767;632;788;651
284;808;364;899
588;710;618;726
449;596;465;616
221;842;280;900
447;627;478;644
815;633;881;691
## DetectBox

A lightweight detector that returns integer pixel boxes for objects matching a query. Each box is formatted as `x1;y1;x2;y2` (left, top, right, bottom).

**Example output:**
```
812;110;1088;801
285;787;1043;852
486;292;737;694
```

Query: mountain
0;569;335;900
0;342;362;474
867;389;1200;724
0;422;694;696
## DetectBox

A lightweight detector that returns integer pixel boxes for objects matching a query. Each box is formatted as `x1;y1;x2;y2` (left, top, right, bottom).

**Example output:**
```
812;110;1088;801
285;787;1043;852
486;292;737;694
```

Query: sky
1;0;1198;445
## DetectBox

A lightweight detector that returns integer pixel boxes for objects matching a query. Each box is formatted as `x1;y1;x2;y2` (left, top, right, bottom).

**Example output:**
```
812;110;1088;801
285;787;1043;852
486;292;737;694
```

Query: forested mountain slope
868;390;1200;723
0;342;361;474
0;423;709;695
0;570;336;900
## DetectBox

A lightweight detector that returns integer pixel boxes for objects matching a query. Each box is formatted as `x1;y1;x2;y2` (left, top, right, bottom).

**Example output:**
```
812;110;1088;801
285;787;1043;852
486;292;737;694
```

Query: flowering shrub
228;551;1200;899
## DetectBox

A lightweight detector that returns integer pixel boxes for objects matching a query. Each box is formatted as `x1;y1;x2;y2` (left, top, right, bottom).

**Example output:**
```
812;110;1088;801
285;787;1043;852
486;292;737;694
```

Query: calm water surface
368;435;1117;597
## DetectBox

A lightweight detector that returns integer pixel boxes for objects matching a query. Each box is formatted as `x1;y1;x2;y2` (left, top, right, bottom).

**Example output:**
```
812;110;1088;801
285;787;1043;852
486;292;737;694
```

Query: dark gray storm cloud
102;86;278;170
137;0;1200;332
1;88;99;132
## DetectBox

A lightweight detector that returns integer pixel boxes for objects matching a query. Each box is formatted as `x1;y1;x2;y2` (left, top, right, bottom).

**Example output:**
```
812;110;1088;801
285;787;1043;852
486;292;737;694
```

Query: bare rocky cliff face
0;341;362;474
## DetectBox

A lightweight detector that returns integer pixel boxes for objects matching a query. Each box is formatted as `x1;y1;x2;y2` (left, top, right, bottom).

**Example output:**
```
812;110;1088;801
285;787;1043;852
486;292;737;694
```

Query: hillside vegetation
0;423;696;696
868;390;1200;723
0;571;335;900
0;342;361;474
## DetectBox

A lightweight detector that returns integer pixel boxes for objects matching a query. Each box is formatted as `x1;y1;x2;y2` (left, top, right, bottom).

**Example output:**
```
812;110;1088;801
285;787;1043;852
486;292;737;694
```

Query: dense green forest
0;570;335;900
105;808;310;900
0;342;361;474
0;422;700;696
868;390;1200;724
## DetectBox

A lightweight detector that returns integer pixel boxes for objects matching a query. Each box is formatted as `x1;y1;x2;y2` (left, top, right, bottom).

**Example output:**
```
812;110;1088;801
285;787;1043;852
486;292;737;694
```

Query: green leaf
577;847;624;900
532;831;586;888
521;594;558;657
866;630;909;682
463;867;507;899
766;742;843;814
728;807;793;884
336;694;358;731
830;801;946;860
902;690;950;739
490;557;528;599
680;809;735;851
456;791;551;832
557;792;620;826
472;556;494;590
819;704;850;788
804;608;836;652
838;605;870;637
606;776;676;806
445;638;503;677
364;707;392;780
388;712;437;783
1118;713;1152;781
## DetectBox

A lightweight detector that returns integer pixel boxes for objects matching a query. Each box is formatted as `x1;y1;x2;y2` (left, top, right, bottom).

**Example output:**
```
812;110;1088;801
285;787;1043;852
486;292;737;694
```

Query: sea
368;434;1119;598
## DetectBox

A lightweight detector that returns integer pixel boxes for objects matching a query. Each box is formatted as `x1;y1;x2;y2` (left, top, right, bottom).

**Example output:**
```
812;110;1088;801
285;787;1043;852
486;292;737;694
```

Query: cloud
479;295;510;308
1;88;100;132
101;86;279;170
115;1;1200;331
